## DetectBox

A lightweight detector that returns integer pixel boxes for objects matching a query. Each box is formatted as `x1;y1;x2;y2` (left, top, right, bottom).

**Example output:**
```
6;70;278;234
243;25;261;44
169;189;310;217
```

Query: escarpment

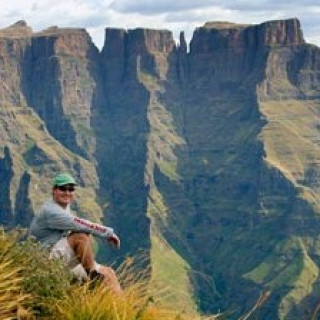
0;18;320;319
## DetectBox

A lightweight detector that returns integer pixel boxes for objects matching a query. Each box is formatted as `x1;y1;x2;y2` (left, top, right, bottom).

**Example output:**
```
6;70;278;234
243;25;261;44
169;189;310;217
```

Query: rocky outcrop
96;27;177;263
0;20;32;38
0;147;14;226
0;18;320;319
21;27;101;159
14;171;33;227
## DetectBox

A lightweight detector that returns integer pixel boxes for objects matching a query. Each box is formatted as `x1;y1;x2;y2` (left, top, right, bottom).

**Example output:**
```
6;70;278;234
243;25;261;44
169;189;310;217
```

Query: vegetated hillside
0;18;320;319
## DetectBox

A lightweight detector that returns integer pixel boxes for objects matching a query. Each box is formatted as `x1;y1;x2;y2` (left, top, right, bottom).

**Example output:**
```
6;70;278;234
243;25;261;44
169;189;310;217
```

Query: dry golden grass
54;256;174;319
53;256;219;320
0;231;34;320
54;284;219;320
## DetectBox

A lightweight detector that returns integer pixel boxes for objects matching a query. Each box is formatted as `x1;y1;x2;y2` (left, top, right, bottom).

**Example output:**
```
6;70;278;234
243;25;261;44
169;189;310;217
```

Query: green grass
24;137;36;153
138;71;160;91
157;160;180;181
259;99;320;211
150;231;198;315
244;236;319;319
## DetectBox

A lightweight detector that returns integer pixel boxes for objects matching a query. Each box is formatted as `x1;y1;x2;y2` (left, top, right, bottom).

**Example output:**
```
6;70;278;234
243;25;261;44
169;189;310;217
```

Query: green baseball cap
52;173;77;187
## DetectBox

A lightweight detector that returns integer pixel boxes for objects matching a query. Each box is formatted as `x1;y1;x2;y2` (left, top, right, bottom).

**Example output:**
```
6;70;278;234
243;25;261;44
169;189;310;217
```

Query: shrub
10;233;73;317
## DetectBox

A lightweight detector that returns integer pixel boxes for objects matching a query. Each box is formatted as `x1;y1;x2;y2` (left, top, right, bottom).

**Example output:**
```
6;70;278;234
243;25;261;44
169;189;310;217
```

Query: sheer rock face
0;22;101;229
24;28;101;159
1;18;320;319
96;27;177;264
192;18;304;51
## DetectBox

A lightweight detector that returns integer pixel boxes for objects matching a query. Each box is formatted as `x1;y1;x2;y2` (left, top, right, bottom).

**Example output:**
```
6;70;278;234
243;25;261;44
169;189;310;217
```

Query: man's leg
67;232;95;274
67;232;122;293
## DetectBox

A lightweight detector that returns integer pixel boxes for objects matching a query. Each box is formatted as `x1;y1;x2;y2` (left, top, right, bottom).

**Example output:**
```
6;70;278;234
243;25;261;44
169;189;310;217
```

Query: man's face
52;184;75;208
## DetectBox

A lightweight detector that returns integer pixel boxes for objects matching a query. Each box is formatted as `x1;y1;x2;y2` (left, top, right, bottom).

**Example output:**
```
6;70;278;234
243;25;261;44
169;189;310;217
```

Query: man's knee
67;232;91;248
100;266;116;277
99;265;122;293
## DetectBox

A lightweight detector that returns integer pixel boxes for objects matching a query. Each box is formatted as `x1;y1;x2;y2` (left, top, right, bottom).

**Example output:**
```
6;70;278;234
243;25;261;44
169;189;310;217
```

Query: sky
1;0;320;50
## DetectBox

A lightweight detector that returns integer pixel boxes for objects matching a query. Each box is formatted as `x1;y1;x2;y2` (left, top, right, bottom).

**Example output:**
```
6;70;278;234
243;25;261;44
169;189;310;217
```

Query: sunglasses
56;185;75;192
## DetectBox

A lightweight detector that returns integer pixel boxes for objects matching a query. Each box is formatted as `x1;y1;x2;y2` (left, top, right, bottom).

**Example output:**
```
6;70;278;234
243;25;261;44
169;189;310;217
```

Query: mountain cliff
0;18;320;319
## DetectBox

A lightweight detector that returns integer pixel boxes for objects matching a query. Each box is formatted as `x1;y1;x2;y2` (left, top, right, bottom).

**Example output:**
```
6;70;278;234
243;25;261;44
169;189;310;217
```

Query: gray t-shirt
29;199;115;247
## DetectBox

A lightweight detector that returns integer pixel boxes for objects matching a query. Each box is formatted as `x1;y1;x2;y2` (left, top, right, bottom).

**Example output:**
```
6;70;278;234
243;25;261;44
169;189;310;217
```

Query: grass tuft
0;230;34;320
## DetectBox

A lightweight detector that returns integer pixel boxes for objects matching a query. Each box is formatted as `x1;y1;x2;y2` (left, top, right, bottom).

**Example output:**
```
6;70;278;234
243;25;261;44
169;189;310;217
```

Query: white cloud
110;0;222;14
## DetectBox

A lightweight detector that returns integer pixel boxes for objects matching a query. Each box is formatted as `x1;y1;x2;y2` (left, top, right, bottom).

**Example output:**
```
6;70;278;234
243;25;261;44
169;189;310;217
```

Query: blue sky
1;0;320;49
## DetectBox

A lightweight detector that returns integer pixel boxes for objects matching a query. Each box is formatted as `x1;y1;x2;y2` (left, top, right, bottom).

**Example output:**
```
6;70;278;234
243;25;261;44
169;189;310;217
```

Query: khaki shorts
49;237;100;279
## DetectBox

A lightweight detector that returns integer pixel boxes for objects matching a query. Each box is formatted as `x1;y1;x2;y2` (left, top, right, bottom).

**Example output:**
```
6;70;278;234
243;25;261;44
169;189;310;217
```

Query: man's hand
107;233;120;249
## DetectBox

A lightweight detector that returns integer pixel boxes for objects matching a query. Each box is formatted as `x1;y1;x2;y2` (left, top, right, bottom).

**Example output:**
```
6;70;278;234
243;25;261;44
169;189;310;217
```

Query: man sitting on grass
29;173;122;293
